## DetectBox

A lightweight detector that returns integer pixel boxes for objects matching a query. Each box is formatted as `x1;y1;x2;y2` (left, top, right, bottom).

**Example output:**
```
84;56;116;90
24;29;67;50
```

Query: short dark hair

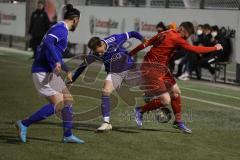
64;4;80;20
203;24;211;31
180;21;195;35
211;25;219;32
156;21;167;30
88;37;102;51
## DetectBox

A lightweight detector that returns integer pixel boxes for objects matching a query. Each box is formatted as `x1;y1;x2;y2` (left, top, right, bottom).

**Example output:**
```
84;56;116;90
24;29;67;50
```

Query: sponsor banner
0;3;26;37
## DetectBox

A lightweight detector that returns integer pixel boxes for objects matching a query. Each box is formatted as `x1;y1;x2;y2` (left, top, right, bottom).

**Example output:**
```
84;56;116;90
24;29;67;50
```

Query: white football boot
96;122;112;132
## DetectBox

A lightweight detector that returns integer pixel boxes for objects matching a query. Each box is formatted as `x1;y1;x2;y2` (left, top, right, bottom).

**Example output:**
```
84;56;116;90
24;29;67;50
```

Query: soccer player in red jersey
130;22;223;134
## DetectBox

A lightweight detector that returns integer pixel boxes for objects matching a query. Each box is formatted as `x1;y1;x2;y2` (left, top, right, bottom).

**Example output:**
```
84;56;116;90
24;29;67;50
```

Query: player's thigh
163;71;177;90
104;73;123;94
141;71;167;96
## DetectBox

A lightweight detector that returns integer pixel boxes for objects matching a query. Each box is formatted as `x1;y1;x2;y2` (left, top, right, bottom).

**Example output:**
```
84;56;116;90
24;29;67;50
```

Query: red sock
171;96;182;122
141;99;166;113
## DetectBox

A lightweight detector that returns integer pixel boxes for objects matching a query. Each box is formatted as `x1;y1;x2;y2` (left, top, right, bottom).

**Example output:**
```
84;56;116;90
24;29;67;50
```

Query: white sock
103;116;110;123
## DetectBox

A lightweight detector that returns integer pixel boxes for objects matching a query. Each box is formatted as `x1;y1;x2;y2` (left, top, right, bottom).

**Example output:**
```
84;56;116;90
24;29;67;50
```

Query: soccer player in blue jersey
69;32;145;132
15;4;84;143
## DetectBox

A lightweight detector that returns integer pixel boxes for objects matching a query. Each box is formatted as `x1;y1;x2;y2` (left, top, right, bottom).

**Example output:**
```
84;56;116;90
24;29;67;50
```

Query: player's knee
160;94;171;105
102;88;112;96
54;101;64;113
63;94;73;102
171;92;180;99
170;85;181;99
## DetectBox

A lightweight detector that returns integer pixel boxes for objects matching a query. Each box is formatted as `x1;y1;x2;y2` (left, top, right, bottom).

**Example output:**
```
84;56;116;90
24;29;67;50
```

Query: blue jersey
72;31;143;82
85;31;143;73
31;21;68;73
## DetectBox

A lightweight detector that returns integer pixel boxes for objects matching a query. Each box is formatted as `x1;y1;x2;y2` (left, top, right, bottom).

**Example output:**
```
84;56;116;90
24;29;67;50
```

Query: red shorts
140;62;176;96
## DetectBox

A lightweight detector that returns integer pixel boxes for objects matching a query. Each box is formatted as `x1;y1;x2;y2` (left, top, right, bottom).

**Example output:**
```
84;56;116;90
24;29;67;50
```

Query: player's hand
65;72;73;88
215;44;223;51
66;72;73;82
142;38;148;44
54;62;61;75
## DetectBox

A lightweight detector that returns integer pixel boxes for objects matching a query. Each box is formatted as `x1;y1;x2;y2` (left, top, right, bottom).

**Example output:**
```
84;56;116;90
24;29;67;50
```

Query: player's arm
129;34;159;56
43;35;61;65
43;28;68;74
71;54;97;83
126;31;144;41
175;36;223;54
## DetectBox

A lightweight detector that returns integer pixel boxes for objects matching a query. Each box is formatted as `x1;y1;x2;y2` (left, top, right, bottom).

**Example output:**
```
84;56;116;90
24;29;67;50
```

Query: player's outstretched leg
135;93;171;128
15;103;55;143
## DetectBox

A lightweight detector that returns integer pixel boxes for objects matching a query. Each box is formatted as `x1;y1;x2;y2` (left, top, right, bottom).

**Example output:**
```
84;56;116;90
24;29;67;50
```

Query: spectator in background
198;25;219;81
199;24;212;46
29;0;50;59
156;21;167;33
211;25;232;62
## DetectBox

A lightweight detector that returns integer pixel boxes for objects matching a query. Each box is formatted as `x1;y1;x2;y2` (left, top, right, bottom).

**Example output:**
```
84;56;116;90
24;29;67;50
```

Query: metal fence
0;0;239;9
65;0;240;10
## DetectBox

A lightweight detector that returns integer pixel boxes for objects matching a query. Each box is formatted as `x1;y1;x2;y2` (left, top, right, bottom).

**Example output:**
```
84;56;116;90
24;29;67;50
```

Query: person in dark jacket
29;1;50;59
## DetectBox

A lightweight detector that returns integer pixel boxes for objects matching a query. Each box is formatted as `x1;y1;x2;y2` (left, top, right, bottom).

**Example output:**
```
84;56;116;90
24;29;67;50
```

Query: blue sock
101;95;110;123
22;103;55;127
61;105;73;137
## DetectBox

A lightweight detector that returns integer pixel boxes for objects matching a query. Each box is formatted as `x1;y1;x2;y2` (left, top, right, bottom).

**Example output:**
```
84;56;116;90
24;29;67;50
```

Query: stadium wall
63;6;240;63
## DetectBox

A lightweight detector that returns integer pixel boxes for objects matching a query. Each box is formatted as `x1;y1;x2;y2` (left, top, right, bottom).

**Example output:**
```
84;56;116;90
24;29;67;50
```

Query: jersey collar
61;21;69;31
101;39;109;51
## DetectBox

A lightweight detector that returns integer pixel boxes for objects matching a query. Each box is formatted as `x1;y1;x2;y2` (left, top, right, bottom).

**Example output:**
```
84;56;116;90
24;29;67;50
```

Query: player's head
37;0;44;10
63;4;80;32
178;22;195;39
88;37;106;56
156;21;167;33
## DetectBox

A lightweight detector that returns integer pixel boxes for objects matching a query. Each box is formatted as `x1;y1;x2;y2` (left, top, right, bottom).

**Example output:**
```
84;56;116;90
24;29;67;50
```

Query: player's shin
171;95;182;122
101;95;111;123
61;104;73;137
21;103;55;127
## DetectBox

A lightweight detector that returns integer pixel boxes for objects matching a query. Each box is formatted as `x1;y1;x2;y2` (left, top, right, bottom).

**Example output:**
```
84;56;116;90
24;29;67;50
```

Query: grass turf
0;50;240;160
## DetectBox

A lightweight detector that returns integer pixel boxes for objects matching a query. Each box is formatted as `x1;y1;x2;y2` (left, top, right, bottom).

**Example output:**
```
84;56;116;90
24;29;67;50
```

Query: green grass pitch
0;49;240;160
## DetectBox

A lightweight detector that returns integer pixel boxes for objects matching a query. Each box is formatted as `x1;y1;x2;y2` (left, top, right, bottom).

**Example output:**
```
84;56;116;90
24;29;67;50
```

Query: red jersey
130;29;217;66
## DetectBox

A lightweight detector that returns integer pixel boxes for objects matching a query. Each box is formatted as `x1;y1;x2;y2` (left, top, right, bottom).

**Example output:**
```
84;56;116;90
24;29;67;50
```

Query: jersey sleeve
174;35;217;54
47;26;68;43
43;26;68;63
129;34;159;56
72;52;100;82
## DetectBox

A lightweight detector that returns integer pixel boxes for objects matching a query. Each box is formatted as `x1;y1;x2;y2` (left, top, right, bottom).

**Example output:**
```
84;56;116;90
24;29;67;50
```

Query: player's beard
70;25;77;31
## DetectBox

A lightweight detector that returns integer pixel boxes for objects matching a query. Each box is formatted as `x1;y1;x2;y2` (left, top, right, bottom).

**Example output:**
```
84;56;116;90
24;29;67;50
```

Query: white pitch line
73;83;240;111
180;86;240;100
182;96;240;111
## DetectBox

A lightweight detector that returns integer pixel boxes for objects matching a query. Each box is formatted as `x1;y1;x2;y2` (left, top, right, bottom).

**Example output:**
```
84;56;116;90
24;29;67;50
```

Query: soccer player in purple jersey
70;32;146;132
15;4;84;144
